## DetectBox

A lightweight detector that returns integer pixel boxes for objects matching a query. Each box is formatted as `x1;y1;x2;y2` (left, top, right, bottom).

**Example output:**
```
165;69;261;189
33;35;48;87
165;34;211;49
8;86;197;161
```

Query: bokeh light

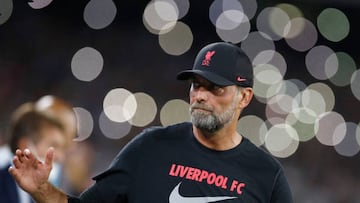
241;31;275;61
317;8;350;42
158;21;193;56
143;17;175;35
286;110;316;142
83;0;117;30
315;111;346;146
265;108;287;126
265;123;299;158
99;111;132;139
277;4;306;44
71;47;104;82
209;0;258;27
28;0;53;9
351;69;360;101
296;88;327;117
253;50;287;77
0;0;12;25
266;94;296;116
103;88;137;123
253;50;275;67
129;92;157;127
216;12;250;43
256;7;290;40
169;0;190;19
283;17;305;39
334;122;360;157
276;3;303;20
266;117;286;127
278;79;303;98
288;79;307;93
237;115;267;146
153;0;179;21
307;83;335;112
73;107;94;142
216;10;246;30
285;18;318;52
238;0;258;20
209;0;243;26
305;45;338;80
356;122;360;147
287;107;317;125
143;0;178;35
253;63;283;102
329;52;357;87
160;99;190;126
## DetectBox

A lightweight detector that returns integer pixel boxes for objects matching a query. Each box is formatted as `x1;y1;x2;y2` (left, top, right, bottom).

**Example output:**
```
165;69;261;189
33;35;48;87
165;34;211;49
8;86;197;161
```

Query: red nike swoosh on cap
169;182;237;203
237;76;247;82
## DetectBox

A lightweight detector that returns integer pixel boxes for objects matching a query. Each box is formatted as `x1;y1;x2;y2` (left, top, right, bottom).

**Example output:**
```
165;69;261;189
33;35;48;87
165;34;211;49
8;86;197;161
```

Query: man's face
33;125;66;163
189;75;239;134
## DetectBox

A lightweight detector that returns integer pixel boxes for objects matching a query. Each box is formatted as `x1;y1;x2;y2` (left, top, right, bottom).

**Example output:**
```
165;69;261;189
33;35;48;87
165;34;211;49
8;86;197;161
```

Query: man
9;42;293;202
0;102;67;203
34;95;79;188
35;95;77;149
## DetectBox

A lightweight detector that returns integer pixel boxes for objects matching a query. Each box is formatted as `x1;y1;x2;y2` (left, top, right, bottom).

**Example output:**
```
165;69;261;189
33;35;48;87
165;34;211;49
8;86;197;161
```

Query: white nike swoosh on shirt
169;182;237;203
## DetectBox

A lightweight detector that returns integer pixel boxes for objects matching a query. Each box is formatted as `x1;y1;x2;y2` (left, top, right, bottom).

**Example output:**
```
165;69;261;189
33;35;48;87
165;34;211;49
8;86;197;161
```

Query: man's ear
237;87;253;109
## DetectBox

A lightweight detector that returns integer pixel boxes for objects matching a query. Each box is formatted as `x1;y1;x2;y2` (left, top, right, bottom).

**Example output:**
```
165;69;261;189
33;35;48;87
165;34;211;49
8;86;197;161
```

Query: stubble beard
190;98;237;136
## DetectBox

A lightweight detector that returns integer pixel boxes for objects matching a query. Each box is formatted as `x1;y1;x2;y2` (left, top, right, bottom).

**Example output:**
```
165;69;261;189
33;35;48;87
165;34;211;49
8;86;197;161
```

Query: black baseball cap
177;42;253;87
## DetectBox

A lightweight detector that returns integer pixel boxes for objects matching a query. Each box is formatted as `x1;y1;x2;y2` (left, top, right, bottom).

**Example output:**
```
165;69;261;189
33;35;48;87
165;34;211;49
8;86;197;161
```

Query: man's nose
192;87;209;102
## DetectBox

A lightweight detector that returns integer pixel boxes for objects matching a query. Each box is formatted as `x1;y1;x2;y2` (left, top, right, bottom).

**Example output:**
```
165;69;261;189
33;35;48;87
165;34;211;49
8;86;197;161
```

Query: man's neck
192;123;242;151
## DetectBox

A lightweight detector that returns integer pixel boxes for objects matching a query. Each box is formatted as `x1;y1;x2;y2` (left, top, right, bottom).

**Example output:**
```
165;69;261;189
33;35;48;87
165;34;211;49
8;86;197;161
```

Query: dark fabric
0;163;20;203
67;195;81;203
76;122;292;203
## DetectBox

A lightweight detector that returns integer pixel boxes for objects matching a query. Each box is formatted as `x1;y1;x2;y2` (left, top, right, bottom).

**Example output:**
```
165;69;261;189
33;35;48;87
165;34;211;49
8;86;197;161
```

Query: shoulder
0;162;17;196
94;122;192;180
113;122;192;160
241;137;283;170
132;122;192;143
0;163;11;176
142;122;192;135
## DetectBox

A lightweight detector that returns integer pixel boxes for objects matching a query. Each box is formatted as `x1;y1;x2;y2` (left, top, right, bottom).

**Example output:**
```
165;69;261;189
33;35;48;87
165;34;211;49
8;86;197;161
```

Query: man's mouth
191;106;212;113
194;107;210;111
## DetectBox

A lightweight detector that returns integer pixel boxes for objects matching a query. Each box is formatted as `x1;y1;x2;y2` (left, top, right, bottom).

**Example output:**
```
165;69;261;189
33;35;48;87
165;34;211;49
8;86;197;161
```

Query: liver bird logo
202;51;216;66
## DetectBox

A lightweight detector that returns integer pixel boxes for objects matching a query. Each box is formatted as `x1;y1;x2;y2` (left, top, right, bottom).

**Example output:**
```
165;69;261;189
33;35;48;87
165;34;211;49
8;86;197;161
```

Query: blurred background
0;0;360;202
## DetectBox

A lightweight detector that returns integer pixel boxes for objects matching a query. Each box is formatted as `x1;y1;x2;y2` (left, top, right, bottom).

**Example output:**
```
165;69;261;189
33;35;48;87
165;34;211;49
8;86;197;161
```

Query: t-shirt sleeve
75;173;129;202
270;168;293;203
66;166;130;203
68;132;146;203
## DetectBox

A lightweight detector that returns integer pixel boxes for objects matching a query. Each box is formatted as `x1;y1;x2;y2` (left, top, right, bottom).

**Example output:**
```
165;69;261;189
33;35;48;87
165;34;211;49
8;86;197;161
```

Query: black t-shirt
69;122;293;203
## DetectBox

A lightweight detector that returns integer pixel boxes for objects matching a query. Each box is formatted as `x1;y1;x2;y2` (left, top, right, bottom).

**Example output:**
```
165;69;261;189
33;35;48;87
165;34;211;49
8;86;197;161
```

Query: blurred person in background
62;141;95;196
0;102;67;203
35;95;95;195
34;95;77;150
34;95;78;188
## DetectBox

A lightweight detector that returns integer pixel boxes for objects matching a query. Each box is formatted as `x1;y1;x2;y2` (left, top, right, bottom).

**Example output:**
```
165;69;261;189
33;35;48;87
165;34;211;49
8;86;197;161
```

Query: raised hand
8;147;54;194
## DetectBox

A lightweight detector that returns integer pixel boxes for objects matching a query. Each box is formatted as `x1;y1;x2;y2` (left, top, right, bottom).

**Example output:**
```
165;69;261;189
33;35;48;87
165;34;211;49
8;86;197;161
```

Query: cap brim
176;70;234;86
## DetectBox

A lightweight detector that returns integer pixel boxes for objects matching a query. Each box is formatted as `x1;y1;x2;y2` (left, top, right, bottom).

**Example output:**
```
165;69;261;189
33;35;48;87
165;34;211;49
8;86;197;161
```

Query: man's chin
191;116;219;134
195;125;219;135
